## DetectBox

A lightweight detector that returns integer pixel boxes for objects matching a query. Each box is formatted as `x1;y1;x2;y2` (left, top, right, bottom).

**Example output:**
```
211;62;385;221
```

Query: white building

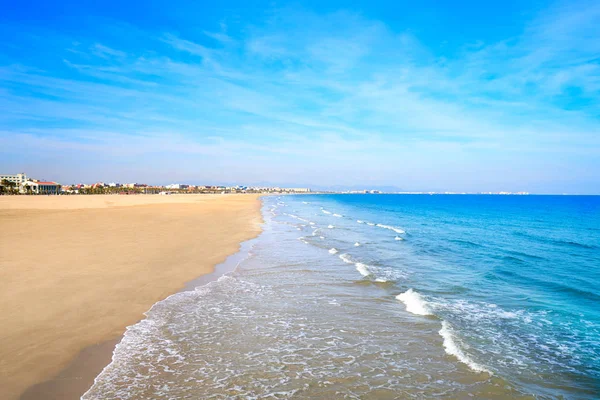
0;173;28;186
281;188;311;193
20;181;61;194
166;184;189;190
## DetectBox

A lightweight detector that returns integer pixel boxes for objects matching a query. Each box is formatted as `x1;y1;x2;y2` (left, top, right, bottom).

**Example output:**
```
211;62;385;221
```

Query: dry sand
0;194;263;400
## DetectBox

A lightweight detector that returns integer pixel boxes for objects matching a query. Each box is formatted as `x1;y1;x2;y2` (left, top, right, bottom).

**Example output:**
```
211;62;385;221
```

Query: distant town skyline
1;0;599;194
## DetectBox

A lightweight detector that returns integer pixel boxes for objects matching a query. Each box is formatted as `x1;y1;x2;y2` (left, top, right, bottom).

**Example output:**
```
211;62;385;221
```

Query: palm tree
2;179;18;194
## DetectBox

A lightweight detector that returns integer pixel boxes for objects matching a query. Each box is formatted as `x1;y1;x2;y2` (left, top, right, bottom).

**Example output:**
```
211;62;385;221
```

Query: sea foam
396;289;432;316
339;254;353;264
439;321;491;374
355;263;371;277
329;248;339;254
376;224;405;234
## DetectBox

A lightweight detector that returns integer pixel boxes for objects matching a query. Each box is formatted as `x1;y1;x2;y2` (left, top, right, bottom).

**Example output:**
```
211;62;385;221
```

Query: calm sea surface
84;195;600;399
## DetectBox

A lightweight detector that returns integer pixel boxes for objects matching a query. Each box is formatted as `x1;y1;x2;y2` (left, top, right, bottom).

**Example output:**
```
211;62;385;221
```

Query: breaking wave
396;289;432;316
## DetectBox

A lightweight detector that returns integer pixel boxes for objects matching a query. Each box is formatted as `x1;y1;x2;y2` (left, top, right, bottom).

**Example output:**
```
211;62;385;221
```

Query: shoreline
20;235;262;400
0;194;264;400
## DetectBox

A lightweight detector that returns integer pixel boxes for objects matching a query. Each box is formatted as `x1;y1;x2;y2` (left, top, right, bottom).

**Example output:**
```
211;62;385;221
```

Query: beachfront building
283;188;311;193
0;173;28;186
166;184;189;190
124;183;147;189
20;181;61;194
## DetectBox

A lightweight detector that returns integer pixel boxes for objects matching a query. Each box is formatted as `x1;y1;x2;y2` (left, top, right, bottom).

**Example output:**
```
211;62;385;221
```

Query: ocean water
83;195;600;399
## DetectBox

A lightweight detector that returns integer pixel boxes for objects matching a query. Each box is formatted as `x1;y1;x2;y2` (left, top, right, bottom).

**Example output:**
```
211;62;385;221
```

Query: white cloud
1;3;599;191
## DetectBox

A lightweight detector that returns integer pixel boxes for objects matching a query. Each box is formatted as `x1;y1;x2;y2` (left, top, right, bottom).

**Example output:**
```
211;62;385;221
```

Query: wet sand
0;194;263;400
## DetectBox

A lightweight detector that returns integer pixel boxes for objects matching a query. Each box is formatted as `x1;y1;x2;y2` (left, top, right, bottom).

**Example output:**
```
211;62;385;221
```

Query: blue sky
0;0;599;193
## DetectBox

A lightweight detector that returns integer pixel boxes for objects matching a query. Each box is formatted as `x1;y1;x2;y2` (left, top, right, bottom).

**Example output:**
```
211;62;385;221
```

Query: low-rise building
20;181;61;194
281;188;311;193
166;184;189;190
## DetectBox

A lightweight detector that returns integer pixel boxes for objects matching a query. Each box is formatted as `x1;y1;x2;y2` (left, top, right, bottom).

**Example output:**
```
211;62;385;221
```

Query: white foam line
396;289;432;316
376;224;405;234
355;262;371;277
332;213;343;218
439;321;491;374
339;254;353;264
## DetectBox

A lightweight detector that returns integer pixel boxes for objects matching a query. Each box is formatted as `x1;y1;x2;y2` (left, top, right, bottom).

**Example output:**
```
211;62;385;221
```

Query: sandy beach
0;194;263;400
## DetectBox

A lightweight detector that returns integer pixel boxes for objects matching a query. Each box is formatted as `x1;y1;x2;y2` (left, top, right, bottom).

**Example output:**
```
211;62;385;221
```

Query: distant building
0;173;28;186
281;188;311;193
165;184;189;190
108;182;122;187
20;181;61;194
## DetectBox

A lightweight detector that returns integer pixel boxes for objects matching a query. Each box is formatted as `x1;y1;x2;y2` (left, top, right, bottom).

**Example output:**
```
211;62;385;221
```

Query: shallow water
84;195;600;399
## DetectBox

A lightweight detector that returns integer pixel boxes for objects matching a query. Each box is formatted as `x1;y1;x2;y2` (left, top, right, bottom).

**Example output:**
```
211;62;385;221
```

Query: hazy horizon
1;0;599;194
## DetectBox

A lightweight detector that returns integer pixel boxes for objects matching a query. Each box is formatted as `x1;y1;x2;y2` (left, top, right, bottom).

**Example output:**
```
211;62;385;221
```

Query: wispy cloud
0;2;598;192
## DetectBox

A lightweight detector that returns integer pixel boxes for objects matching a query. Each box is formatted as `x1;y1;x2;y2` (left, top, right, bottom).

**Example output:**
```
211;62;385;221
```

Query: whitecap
328;225;334;229
332;213;343;218
376;224;405;234
396;289;432;316
439;321;491;374
357;220;364;224
339;254;353;264
366;222;375;226
322;210;332;215
354;242;360;247
355;263;371;277
329;248;339;255
395;236;404;241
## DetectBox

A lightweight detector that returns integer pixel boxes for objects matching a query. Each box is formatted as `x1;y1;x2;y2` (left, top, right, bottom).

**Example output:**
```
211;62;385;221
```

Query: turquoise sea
84;194;599;399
